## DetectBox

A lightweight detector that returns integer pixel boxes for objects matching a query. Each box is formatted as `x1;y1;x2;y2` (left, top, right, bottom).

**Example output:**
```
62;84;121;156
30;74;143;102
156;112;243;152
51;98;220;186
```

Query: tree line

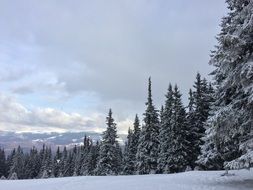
0;73;215;179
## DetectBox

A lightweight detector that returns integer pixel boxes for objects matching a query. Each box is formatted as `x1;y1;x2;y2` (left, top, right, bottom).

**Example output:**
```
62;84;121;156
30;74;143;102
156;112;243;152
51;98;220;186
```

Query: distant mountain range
0;131;127;153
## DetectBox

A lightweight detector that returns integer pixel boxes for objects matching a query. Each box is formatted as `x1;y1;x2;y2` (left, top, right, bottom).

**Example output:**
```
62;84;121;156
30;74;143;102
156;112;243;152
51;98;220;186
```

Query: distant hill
0;131;127;153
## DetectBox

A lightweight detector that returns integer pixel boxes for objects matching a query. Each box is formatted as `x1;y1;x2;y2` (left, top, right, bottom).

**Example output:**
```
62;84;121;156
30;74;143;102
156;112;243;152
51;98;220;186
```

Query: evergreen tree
166;85;189;173
123;128;134;174
199;0;253;170
131;114;141;171
193;73;210;144
80;136;92;175
9;172;18;180
186;88;201;169
23;147;40;179
85;141;100;175
0;176;6;180
0;148;7;178
60;146;68;177
8;146;25;179
183;73;214;169
39;146;53;178
53;146;62;177
136;78;160;174
95;109;121;175
158;84;174;173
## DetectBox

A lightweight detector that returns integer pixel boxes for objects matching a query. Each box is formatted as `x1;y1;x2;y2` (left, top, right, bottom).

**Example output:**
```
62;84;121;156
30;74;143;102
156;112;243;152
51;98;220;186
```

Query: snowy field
0;169;253;190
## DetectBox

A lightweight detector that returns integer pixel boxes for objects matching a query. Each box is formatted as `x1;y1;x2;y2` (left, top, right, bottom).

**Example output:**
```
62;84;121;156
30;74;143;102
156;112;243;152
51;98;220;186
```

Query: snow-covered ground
1;169;253;190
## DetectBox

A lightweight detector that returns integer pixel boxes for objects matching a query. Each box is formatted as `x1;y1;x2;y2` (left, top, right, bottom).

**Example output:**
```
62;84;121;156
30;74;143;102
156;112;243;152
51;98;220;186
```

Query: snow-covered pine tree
66;150;75;176
9;172;18;180
193;73;210;145
59;146;68;177
131;114;141;173
123;128;134;175
6;149;16;178
166;85;190;173
184;73;214;169
186;89;197;169
24;147;40;179
157;84;174;173
72;145;82;176
136;78;160;174
85;140;100;175
0;148;7;178
95;109;121;175
52;146;62;177
8;146;24;179
80;136;92;175
122;114;141;175
0;175;6;180
199;0;253;170
39;146;53;178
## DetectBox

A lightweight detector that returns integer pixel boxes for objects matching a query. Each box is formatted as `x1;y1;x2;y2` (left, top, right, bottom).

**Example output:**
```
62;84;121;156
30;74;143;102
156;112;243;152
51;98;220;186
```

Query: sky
0;0;227;134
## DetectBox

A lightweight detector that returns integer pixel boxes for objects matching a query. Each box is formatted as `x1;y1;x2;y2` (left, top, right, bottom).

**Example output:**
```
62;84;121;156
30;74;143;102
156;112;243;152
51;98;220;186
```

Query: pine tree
85;141;100;175
0;176;6;180
186;88;201;169
23;147;40;179
0;148;7;178
136;78;160;174
158;84;174;173
199;0;253;170
123;128;134;175
182;73;214;169
166;85;189;173
193;73;209;144
80;136;92;175
52;146;62;177
39;146;53;178
95;109;121;175
9;172;18;180
131;114;141;171
8;146;24;179
60;146;68;177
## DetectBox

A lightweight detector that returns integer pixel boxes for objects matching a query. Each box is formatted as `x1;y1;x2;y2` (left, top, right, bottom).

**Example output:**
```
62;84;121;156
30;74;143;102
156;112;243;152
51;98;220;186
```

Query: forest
0;0;252;180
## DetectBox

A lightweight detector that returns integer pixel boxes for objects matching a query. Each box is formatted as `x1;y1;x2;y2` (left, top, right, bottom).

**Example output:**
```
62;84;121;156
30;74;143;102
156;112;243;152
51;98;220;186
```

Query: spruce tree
123;128;134;175
24;147;40;179
131;114;141;170
136;77;160;174
60;146;68;177
8;146;24;179
166;85;189;173
9;172;18;180
193;73;209;144
158;84;174;173
183;73;214;169
53;146;62;177
186;88;201;169
85;141;100;175
0;148;6;178
95;109;121;175
199;0;253;170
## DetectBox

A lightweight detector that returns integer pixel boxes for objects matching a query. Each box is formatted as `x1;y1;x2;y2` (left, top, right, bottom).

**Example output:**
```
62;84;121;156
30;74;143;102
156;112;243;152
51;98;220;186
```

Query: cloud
0;93;103;133
0;0;227;133
0;93;131;134
0;1;227;100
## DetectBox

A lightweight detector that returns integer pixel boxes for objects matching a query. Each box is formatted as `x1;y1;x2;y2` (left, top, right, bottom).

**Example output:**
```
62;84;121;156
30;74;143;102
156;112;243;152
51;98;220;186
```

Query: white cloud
0;93;132;134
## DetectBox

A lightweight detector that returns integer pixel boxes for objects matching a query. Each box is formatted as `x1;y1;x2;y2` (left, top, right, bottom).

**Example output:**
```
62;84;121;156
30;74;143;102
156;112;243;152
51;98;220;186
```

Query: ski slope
0;169;253;190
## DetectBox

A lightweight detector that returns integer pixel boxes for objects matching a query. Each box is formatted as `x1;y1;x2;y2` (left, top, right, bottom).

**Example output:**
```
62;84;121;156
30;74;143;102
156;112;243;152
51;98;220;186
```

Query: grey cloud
0;0;227;126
